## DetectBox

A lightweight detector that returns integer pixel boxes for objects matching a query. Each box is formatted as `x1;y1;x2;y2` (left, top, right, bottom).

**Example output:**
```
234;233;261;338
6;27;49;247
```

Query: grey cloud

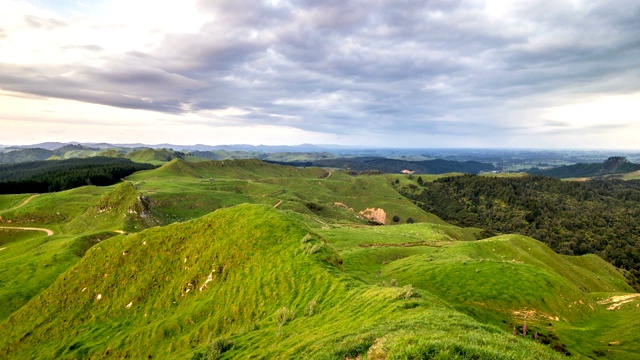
24;15;66;29
0;61;205;113
4;0;640;142
62;45;104;52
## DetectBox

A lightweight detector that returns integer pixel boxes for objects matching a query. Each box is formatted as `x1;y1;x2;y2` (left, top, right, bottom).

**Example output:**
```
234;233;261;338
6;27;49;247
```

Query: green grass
125;159;444;226
0;204;563;359
1;159;638;358
0;230;80;321
0;194;33;211
319;225;637;358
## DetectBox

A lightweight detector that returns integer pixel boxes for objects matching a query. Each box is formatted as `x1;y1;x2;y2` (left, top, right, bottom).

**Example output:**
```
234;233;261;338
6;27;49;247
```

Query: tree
392;215;400;223
406;217;414;224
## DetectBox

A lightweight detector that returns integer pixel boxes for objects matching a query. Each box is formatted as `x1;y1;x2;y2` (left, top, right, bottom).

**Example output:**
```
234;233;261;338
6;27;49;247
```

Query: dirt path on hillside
0;194;39;212
0;226;54;236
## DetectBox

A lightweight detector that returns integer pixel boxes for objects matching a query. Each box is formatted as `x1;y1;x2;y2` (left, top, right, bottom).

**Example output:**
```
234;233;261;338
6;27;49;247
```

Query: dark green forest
403;175;640;289
0;157;156;194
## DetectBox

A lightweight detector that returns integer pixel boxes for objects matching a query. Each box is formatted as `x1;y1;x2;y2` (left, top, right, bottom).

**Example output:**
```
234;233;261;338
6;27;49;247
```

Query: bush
305;298;319;316
300;234;314;244
276;307;295;326
191;337;234;360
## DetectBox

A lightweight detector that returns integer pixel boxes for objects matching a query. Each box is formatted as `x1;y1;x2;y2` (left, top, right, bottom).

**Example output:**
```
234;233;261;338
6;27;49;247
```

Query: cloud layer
1;0;640;147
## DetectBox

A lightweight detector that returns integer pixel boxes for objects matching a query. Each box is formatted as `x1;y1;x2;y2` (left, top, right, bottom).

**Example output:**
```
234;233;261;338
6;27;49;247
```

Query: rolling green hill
125;159;444;226
0;205;564;359
1;159;639;358
405;174;640;290
319;224;640;359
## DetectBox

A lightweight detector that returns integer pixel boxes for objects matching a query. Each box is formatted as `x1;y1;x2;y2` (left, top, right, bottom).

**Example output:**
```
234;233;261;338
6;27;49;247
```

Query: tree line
0;157;156;194
402;175;640;289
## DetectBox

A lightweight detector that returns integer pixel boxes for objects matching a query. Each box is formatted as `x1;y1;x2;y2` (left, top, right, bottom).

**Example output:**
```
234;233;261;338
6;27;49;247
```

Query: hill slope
319;224;639;359
0;205;562;359
127;159;444;226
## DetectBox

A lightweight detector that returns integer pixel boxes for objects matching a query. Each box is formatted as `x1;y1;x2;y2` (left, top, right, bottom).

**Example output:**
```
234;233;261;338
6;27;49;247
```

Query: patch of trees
403;175;640;290
0;157;156;194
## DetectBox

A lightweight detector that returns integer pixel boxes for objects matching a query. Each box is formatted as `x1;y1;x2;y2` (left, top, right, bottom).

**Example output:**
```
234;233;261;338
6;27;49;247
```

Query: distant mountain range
0;142;357;153
527;156;640;178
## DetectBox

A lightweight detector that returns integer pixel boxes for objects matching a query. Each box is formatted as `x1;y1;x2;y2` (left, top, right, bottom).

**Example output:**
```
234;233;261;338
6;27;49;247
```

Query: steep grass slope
0;205;561;359
66;181;159;233
319;225;638;359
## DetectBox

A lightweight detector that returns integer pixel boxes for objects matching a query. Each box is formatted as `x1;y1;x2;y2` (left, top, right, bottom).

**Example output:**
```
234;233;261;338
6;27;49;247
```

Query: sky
1;0;639;148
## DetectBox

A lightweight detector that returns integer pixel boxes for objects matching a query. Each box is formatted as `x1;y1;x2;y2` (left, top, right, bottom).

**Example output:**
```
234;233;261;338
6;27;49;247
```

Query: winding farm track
0;226;54;236
0;194;39;212
0;195;54;236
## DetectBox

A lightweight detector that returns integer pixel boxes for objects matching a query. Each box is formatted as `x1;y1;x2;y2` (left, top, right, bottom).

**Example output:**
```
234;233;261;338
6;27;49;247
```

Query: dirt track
0;226;54;236
0;194;39;212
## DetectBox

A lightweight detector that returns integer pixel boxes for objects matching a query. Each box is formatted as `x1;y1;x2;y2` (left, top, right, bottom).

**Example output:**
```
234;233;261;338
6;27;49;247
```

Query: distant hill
527;156;640;178
0;148;54;163
268;157;496;174
0;146;494;174
0;157;156;194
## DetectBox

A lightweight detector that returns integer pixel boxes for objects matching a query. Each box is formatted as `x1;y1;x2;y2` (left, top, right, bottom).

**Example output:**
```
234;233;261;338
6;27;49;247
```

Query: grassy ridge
0;205;562;359
127;159;443;226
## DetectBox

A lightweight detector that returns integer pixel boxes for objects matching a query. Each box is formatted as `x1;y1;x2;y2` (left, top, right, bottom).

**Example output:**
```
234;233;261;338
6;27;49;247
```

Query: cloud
61;44;104;52
24;15;66;29
1;0;639;147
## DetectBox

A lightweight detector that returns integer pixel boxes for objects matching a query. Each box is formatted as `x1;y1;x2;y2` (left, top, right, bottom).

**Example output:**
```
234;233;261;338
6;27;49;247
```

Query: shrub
305;298;319;316
276;307;295;326
300;234;314;244
191;337;234;360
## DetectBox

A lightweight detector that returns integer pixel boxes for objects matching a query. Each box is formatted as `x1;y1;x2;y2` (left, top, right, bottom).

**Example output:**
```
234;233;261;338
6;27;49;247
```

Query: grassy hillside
127;159;444;226
1;159;639;358
0;204;563;359
319;224;639;359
